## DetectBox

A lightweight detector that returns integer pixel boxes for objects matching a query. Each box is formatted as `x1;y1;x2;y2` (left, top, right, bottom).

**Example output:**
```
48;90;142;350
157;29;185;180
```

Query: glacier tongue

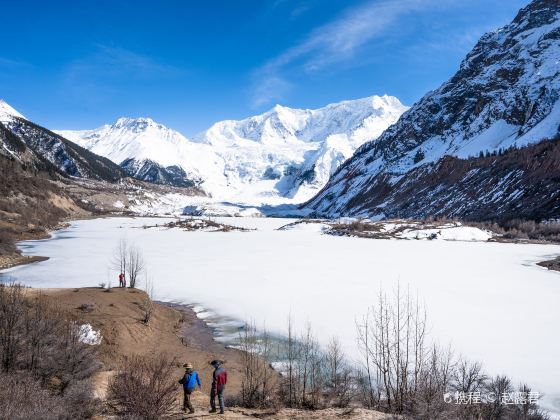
56;94;407;205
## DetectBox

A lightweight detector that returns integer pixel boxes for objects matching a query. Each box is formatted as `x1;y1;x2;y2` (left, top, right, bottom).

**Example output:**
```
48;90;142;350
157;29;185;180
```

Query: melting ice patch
77;323;102;345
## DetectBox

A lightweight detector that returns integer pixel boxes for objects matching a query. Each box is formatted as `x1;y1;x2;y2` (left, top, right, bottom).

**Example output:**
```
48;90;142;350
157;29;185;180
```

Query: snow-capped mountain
58;118;205;188
0;100;124;181
306;0;560;219
58;95;407;204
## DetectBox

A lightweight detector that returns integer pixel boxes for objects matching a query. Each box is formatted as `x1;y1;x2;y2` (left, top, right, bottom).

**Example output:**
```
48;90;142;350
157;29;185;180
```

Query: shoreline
0;255;49;271
0;212;147;271
537;255;560;272
4;215;560;276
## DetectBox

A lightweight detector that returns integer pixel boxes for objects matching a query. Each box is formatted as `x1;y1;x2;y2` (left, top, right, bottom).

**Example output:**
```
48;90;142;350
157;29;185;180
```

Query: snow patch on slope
0;99;25;122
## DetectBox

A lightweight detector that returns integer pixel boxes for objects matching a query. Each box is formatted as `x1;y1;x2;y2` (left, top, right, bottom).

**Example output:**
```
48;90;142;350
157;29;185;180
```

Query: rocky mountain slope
306;0;560;219
0;100;124;182
342;136;560;221
58;95;407;205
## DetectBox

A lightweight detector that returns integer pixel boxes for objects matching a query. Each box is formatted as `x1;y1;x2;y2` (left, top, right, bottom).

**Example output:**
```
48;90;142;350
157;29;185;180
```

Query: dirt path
32;287;392;419
34;288;247;412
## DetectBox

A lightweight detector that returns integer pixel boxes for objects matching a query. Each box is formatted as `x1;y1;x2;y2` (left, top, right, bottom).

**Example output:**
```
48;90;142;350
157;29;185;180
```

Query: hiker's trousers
183;389;194;412
210;386;225;412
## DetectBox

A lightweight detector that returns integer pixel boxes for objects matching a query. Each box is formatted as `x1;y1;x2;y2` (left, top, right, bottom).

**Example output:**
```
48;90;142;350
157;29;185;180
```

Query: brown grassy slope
34;288;246;394
34;288;391;419
0;156;88;268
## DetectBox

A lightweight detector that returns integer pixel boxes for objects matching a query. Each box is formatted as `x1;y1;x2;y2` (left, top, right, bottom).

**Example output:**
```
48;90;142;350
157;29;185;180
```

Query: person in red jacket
209;360;227;414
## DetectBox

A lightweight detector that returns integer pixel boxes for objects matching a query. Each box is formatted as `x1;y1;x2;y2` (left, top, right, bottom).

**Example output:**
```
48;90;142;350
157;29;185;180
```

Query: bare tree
283;315;298;407
111;238;128;282
238;321;275;408
127;245;145;288
325;337;353;407
356;284;427;413
298;323;324;408
413;344;454;418
278;320;328;409
452;359;486;393
140;273;154;324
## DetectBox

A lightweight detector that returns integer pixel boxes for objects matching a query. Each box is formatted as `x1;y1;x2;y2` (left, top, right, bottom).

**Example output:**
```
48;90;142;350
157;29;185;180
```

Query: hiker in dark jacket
178;362;202;413
209;359;227;414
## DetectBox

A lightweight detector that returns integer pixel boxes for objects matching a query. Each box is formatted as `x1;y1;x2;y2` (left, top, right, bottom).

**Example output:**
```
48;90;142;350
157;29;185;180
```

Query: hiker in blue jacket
178;362;202;413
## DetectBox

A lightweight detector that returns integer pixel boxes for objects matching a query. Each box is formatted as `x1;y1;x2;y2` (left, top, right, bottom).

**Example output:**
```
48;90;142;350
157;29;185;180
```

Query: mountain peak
114;117;157;129
369;94;405;109
0;99;25;122
60;94;407;203
513;0;560;25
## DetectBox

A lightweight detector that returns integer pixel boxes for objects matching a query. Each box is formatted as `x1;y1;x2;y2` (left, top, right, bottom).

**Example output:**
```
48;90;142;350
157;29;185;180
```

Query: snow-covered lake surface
2;217;560;415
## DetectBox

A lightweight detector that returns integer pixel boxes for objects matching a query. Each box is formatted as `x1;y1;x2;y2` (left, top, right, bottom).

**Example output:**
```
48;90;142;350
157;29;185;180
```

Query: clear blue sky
1;0;527;135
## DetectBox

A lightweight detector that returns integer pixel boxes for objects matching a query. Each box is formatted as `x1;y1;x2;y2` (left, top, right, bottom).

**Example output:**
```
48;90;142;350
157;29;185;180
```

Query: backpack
180;371;197;391
179;372;190;385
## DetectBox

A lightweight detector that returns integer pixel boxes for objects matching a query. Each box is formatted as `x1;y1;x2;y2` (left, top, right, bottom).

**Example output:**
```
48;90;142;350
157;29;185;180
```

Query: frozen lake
2;216;560;415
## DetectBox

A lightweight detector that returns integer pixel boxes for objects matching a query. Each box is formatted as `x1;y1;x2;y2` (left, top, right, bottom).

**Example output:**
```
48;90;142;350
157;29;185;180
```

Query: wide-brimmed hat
183;362;193;369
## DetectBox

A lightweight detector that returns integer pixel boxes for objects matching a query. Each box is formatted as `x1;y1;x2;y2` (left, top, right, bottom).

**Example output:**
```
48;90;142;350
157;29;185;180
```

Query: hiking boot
219;410;225;414
209;409;217;413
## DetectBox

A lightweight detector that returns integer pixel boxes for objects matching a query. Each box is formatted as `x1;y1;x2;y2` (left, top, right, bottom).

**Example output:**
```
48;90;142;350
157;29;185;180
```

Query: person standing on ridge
179;362;202;414
209;360;227;414
118;272;124;287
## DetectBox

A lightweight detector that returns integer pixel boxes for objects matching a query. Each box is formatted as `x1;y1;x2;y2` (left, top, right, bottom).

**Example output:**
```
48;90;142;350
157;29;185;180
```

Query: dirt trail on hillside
33;287;391;419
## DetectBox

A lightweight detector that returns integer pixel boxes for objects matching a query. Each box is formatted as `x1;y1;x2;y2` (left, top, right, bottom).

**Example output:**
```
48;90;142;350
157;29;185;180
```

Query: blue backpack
181;370;201;391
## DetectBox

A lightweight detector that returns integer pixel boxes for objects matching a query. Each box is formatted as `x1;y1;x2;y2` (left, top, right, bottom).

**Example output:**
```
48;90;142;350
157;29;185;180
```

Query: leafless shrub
0;283;101;418
0;371;66;419
470;219;560;243
140;274;154;325
355;285;550;419
108;354;177;419
356;284;427;413
325;337;353;407
278;321;327;409
0;372;100;419
0;283;26;372
43;321;101;390
238;322;276;408
77;303;94;313
411;344;454;418
61;379;102;419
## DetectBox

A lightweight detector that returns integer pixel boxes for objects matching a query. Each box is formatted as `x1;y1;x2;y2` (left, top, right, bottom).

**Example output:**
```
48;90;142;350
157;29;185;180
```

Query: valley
1;0;560;418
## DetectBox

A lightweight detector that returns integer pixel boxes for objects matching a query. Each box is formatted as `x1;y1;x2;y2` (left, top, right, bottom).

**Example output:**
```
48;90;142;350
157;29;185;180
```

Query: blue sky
1;0;527;135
